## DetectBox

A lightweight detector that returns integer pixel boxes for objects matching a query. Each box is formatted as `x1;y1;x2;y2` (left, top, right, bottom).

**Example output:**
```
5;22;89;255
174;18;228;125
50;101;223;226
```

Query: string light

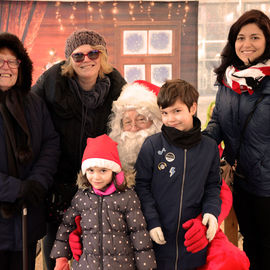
147;2;154;22
168;2;172;20
55;2;64;32
87;2;93;22
129;2;135;21
176;4;181;16
182;1;190;36
112;1;118;27
69;2;77;26
139;0;144;14
98;2;104;20
53;1;191;34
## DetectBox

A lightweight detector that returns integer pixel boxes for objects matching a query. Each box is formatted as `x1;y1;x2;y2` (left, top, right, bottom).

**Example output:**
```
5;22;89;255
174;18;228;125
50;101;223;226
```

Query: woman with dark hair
203;9;270;270
0;32;59;269
32;29;126;269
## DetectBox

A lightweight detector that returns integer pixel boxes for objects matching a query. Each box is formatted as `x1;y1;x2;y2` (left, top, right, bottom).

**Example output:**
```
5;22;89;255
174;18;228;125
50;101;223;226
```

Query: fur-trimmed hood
77;169;136;190
0;32;33;94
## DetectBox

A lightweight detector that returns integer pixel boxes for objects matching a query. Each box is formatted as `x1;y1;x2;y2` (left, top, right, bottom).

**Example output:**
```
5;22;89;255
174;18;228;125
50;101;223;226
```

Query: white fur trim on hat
82;158;121;175
112;83;160;118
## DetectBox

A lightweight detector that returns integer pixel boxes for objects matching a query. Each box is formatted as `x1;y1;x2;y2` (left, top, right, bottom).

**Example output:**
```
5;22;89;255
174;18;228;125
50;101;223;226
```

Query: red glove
183;179;232;254
55;257;70;270
182;216;208;253
69;215;82;261
218;179;232;226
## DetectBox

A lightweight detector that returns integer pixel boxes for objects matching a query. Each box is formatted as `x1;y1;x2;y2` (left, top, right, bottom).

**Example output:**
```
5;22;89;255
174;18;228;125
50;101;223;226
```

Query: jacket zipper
98;196;104;270
175;149;187;270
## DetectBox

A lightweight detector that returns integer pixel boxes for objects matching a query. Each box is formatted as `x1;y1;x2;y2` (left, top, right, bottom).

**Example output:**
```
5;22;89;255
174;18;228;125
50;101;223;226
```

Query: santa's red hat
81;135;121;175
111;80;160;118
133;80;160;96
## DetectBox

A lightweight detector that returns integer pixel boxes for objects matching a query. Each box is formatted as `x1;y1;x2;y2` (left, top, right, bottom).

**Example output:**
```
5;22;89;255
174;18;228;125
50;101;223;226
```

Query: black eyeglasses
71;50;100;62
0;58;21;69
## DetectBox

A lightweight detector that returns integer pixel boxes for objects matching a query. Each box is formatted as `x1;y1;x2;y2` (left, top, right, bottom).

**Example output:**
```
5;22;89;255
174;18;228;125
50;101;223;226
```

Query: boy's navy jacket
135;131;221;270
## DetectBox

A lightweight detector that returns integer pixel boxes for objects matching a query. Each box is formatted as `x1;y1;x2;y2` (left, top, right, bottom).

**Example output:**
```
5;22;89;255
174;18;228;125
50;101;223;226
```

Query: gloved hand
69;215;82;261
0;202;17;219
218;179;233;226
182;217;208;253
54;257;70;270
149;227;166;245
17;180;47;207
202;213;218;242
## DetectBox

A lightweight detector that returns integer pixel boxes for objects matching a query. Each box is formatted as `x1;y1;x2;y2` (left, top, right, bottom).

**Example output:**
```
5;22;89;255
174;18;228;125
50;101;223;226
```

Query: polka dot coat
50;188;156;270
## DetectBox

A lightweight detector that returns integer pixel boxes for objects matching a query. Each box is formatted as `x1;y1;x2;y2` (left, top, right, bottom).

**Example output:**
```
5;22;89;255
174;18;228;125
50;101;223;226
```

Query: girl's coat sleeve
125;190;156;270
50;191;80;259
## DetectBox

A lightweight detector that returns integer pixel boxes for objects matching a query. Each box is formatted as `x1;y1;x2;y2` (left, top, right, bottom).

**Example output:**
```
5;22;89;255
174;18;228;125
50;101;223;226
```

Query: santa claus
108;80;162;171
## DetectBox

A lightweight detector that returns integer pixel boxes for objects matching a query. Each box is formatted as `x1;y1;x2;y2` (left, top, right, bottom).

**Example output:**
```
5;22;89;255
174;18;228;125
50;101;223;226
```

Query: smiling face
160;98;197;131
122;109;153;132
86;166;113;190
70;44;101;81
0;48;19;91
235;23;266;65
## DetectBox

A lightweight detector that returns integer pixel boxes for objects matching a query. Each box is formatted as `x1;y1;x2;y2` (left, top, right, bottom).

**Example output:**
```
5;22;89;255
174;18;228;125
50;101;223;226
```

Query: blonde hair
61;44;113;78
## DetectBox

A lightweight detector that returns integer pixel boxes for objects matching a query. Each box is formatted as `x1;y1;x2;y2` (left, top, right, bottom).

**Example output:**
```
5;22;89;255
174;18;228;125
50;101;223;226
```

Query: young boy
135;79;221;270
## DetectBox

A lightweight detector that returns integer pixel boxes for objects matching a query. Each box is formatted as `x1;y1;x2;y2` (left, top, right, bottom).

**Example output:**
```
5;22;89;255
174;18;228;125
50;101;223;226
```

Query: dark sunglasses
71;50;100;62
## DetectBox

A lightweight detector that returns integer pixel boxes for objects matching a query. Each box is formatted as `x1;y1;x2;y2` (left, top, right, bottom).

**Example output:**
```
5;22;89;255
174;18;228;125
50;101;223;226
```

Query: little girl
50;134;156;270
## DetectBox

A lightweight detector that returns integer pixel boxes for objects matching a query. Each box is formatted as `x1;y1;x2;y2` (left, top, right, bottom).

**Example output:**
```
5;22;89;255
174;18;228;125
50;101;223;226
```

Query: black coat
32;62;126;219
204;77;270;196
0;32;60;251
0;93;60;250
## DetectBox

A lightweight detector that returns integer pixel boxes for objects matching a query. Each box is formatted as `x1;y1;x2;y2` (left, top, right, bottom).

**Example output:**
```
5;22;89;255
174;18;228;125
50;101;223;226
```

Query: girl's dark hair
157;79;198;111
77;171;126;191
215;9;270;83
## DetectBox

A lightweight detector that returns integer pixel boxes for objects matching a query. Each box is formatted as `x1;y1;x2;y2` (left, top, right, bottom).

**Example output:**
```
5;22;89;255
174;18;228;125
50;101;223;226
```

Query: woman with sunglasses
0;32;59;270
32;29;126;270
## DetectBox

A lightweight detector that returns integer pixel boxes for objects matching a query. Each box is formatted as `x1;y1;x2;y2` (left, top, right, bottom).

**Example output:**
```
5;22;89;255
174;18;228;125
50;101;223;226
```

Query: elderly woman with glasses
32;29;126;270
0;32;59;270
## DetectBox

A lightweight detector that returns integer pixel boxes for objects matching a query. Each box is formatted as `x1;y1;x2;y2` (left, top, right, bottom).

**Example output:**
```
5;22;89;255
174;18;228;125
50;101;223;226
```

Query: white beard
116;125;158;170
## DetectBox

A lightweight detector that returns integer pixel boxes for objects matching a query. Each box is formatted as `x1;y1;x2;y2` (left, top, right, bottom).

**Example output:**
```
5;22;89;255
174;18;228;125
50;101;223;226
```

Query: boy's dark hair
157;79;199;111
215;9;270;84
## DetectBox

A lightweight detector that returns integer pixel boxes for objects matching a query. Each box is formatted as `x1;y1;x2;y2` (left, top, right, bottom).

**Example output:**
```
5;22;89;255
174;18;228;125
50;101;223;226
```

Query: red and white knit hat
81;135;122;175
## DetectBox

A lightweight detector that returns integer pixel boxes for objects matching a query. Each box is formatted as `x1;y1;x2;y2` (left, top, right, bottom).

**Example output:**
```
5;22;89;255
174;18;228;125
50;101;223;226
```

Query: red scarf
223;60;270;95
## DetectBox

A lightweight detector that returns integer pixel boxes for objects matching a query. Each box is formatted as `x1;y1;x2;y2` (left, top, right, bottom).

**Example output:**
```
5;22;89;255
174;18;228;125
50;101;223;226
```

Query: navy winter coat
204;77;270;196
0;93;59;250
135;132;221;270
